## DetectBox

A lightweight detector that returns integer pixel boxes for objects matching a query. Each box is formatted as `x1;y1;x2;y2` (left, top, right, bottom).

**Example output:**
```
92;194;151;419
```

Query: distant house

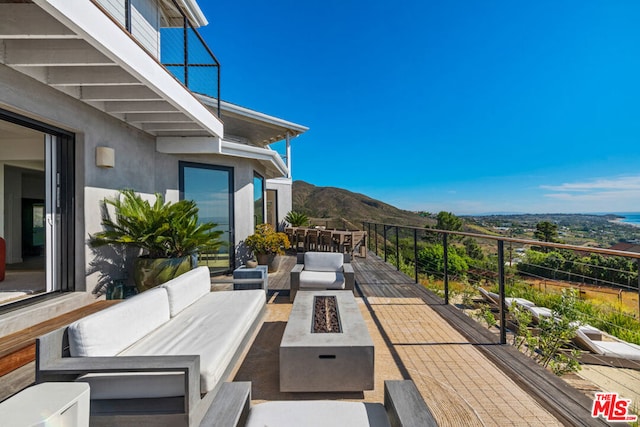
0;0;306;332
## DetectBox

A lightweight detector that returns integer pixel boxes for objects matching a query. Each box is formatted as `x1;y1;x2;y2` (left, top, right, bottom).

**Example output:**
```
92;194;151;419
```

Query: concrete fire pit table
280;290;374;392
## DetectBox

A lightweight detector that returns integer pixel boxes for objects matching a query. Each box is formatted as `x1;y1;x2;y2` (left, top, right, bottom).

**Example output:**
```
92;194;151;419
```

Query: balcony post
443;233;449;305
414;228;418;283
637;259;640;318
124;0;132;32
374;224;378;256
383;226;388;262
498;240;507;345
395;226;399;271
183;17;189;87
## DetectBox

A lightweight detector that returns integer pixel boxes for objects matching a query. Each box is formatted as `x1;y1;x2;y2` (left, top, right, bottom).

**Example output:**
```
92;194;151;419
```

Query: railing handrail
363;219;640;347
362;221;640;260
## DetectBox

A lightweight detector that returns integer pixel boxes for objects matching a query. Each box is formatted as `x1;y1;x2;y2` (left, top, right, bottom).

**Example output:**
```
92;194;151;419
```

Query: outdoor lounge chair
290;252;354;302
200;380;438;427
478;287;535;309
573;328;640;369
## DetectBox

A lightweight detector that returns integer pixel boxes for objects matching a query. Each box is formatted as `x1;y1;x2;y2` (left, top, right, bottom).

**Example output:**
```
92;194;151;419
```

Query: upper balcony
0;0;223;139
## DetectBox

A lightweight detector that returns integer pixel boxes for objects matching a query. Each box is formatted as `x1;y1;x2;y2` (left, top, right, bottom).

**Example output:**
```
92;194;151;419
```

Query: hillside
292;181;431;229
290;182;640;247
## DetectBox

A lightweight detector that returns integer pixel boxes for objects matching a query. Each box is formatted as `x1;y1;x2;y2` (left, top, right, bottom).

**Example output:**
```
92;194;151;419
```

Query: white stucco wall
0;64;279;293
267;177;293;229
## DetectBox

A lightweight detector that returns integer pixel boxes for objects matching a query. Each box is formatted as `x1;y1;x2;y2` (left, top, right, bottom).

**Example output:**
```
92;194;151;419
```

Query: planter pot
134;256;192;292
256;253;280;273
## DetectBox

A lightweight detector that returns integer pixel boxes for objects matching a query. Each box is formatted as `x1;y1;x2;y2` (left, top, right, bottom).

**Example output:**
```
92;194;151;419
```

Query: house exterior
0;0;306;334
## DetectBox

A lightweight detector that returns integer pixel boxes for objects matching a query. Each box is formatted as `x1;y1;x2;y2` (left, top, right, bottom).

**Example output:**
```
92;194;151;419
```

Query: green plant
90;189;223;258
509;304;533;349
481;306;497;328
285;210;310;227
245;223;291;255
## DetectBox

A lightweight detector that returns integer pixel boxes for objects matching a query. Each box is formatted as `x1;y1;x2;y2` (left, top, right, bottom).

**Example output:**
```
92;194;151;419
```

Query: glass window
180;162;234;274
253;173;264;227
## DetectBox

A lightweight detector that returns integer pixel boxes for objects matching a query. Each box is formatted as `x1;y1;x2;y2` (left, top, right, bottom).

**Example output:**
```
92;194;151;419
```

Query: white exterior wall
0;64;271;293
95;0;160;58
267;177;293;229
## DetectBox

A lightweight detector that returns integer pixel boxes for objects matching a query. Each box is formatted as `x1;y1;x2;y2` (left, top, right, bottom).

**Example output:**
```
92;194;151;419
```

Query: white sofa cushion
68;287;170;357
76;372;184;399
119;289;265;394
246;401;391;427
161;266;211;317
304;252;343;272
299;271;345;290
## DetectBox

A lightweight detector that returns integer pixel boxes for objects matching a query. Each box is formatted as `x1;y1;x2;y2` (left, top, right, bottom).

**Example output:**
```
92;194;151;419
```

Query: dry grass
521;279;639;315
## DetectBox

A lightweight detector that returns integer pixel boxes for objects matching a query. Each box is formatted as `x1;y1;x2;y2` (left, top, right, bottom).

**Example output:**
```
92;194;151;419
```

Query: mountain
292;181;431;229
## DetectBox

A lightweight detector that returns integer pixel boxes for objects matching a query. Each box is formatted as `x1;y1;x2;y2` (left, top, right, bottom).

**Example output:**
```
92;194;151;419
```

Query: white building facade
0;0;306;333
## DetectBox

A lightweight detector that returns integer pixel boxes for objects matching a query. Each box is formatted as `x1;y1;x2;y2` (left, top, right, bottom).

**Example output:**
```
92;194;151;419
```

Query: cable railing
92;0;221;116
362;221;640;372
160;4;221;116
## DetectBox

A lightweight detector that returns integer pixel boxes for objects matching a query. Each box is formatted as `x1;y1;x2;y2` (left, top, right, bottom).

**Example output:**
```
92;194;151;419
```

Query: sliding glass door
180;162;234;274
0;111;74;307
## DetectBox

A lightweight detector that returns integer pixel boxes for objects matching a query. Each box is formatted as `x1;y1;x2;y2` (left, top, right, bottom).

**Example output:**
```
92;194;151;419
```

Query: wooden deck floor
352;253;608;426
0;253;610;425
245;252;608;426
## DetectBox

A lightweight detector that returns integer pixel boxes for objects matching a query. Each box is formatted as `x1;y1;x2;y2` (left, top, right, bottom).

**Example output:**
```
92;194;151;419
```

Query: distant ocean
615;213;640;227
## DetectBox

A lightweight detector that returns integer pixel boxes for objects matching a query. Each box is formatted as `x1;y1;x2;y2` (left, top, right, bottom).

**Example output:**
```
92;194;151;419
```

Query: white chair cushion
505;297;535;308
299;271;345;290
76;372;184;399
119;289;265;394
161;266;211;317
596;341;640;361
246;401;391;427
526;306;553;320
304;252;343;272
68;287;170;357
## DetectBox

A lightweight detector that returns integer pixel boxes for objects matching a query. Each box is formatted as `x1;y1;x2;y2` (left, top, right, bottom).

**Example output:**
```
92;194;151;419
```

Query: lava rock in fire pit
313;296;341;333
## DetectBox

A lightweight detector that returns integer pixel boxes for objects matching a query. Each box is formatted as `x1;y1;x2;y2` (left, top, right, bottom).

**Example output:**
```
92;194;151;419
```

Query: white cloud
541;176;640;192
540;175;640;212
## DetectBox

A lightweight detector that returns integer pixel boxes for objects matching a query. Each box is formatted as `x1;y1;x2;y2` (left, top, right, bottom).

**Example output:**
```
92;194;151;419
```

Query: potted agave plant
89;189;223;292
245;223;290;272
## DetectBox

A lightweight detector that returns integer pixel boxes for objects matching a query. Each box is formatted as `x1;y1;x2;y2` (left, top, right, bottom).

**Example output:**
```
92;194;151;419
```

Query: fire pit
280;291;374;392
312;296;341;333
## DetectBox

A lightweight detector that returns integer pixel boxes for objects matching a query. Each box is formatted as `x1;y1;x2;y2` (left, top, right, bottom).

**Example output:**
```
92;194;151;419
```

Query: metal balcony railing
93;0;221;116
362;221;640;351
160;1;221;117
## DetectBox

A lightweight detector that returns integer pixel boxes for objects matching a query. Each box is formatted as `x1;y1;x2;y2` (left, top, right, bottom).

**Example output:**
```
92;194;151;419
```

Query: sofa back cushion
161;266;211;317
68;287;170;357
304;252;343;272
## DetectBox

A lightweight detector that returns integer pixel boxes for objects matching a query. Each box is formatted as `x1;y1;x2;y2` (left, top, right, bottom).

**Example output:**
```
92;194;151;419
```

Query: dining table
285;227;367;257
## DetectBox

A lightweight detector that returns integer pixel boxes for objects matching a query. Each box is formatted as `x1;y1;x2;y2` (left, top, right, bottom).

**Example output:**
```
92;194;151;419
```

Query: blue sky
198;1;640;215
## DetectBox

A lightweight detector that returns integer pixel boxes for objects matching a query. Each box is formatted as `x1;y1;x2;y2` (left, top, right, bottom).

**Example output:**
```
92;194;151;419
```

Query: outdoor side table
0;382;90;426
233;265;268;293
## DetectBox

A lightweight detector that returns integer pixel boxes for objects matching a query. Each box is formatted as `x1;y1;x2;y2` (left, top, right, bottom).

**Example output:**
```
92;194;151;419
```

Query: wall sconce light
96;146;115;168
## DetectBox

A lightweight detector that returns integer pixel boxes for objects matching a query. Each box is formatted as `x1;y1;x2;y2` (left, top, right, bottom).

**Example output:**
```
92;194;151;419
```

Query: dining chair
295;228;307;252
305;229;319;252
340;232;353;254
319;230;336;252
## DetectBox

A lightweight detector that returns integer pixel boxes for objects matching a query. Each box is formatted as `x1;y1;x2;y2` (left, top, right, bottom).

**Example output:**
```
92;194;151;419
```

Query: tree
436;211;463;231
534;221;559;243
463;238;485;260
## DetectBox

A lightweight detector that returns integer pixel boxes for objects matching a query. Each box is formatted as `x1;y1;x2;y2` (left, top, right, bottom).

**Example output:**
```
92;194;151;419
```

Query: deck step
0;300;119;376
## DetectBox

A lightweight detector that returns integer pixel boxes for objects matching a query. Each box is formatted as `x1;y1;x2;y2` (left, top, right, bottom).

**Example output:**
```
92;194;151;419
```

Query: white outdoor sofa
290;252;355;302
36;266;266;427
200;380;439;427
